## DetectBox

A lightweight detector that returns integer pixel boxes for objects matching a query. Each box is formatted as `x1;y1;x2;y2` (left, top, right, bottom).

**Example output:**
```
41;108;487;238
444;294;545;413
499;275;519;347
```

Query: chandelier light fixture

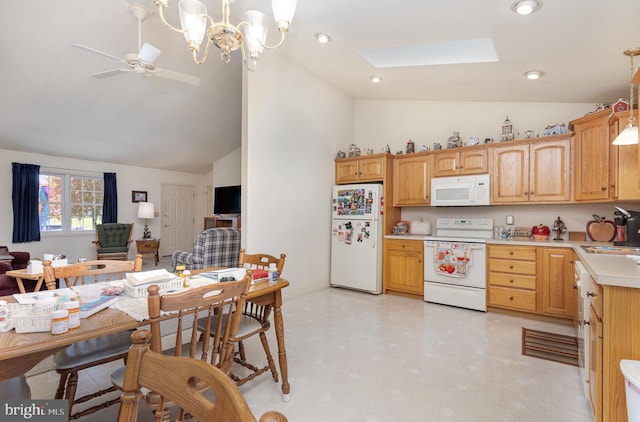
612;47;640;146
153;0;297;70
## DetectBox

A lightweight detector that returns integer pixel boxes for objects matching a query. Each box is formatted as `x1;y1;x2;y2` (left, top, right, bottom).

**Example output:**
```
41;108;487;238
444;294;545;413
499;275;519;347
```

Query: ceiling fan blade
153;68;201;86
71;43;127;64
89;68;133;79
138;43;161;65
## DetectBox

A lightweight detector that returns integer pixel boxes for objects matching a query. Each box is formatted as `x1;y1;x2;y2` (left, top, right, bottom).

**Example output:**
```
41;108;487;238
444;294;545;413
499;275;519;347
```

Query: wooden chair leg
238;341;247;361
65;371;79;414
55;372;69;399
259;332;279;382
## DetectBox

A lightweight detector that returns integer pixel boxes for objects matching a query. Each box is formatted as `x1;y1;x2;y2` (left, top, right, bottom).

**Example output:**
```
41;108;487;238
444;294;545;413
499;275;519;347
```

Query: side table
5;269;49;293
136;239;160;266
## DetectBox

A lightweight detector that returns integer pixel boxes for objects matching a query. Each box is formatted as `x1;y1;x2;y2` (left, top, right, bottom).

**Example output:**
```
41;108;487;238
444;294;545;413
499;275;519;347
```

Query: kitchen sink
581;245;640;255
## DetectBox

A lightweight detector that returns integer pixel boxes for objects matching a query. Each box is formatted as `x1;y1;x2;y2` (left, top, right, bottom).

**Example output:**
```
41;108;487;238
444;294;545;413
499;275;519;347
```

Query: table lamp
137;202;155;239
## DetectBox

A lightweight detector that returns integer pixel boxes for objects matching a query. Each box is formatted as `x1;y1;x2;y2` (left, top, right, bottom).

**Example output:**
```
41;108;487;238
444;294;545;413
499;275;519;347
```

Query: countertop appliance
575;260;593;400
614;206;640;246
330;184;383;294
430;174;490;207
423;217;493;311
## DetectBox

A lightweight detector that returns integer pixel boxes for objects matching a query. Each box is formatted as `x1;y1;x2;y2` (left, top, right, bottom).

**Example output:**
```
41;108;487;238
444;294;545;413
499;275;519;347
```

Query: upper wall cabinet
569;109;617;202
610;110;640;201
393;154;432;206
335;154;388;184
491;136;571;204
432;148;488;177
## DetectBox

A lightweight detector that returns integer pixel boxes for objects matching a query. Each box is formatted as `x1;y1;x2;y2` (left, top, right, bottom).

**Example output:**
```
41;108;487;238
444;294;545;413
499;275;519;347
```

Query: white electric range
423;218;494;311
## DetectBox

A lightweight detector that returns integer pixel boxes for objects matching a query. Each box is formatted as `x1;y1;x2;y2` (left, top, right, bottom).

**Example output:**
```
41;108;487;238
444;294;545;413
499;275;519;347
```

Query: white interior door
160;184;195;257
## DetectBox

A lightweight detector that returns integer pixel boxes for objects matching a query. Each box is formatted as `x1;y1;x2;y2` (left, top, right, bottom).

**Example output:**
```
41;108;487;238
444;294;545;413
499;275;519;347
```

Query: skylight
358;38;499;68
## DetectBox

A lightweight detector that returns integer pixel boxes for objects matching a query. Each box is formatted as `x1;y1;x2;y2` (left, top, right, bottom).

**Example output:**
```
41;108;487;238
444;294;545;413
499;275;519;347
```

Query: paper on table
126;269;174;286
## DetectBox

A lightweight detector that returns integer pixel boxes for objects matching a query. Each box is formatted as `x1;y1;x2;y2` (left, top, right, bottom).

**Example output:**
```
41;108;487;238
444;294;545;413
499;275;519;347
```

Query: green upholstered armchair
94;223;134;260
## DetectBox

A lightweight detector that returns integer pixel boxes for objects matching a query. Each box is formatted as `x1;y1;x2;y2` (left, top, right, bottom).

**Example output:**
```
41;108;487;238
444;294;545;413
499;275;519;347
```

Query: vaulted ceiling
1;0;638;174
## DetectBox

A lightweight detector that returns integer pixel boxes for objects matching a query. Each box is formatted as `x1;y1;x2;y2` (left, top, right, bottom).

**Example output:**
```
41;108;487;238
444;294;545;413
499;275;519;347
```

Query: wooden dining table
0;275;291;400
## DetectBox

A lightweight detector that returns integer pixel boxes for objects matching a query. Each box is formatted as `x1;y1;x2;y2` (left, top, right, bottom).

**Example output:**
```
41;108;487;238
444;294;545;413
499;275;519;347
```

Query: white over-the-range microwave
430;174;490;206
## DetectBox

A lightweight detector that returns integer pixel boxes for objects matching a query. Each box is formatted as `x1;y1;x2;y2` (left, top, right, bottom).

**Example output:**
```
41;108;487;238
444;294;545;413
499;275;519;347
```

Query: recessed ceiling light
524;70;545;80
370;76;382;84
315;33;332;44
511;0;542;15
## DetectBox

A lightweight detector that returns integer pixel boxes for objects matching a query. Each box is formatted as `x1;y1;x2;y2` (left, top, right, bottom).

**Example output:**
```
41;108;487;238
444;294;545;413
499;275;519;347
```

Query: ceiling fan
71;3;200;87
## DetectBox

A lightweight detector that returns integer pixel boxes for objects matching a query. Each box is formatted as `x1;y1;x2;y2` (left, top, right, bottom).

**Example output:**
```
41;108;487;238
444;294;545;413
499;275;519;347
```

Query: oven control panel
436;218;494;230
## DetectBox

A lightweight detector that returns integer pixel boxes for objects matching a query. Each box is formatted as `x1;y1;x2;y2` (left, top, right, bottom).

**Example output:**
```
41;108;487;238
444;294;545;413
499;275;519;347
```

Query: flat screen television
214;185;241;215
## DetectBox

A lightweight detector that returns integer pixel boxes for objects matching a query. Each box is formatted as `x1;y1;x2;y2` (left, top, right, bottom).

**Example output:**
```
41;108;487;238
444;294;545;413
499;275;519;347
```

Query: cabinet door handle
459;165;464;169
601;186;607;191
509;279;514;283
509;296;514;301
509;251;514;255
509;265;514;269
587;292;596;297
530;191;534;195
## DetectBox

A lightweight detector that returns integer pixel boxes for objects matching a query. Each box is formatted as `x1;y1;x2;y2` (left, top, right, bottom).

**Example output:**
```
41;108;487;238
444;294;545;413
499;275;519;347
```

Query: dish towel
434;242;472;277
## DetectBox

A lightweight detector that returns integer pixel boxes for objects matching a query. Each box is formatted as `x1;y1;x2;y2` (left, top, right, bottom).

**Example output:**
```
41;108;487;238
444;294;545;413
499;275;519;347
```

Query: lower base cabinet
383;239;423;295
488;245;574;319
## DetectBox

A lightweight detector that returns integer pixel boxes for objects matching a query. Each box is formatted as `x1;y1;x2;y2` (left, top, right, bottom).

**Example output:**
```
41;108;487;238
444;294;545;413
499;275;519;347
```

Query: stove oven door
424;241;486;288
423;240;487;311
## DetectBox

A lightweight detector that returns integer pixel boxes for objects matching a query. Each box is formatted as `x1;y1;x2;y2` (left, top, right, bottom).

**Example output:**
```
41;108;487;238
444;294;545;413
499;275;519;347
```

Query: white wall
212;147;241;188
243;54;354;297
352;100;594;154
1;149;207;262
400;203;635;240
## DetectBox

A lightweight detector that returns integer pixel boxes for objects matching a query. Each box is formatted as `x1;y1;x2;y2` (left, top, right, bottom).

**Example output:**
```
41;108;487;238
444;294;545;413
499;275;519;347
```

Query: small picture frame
132;190;147;203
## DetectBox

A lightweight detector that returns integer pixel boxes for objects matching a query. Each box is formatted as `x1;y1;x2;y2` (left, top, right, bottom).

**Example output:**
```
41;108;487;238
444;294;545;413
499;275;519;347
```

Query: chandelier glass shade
153;0;296;70
613;47;640;146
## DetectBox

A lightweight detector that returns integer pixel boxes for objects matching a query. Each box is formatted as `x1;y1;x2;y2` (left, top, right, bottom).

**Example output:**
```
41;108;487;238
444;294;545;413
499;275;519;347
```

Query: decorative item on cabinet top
447;131;462;148
543;123;567;136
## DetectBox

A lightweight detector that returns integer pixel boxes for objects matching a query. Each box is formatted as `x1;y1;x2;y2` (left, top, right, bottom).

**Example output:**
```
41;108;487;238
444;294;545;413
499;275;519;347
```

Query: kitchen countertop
384;234;640;288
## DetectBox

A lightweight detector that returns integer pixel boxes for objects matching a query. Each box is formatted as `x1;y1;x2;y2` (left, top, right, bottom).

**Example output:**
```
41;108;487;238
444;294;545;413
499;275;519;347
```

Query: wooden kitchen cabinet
492;137;571;204
539;248;573;318
569;109;617;202
488;245;537;312
335;154;388;184
383;238;424;295
491;143;529;203
610;110;639;201
432;148;488;177
393;154;432;206
588;283;640;422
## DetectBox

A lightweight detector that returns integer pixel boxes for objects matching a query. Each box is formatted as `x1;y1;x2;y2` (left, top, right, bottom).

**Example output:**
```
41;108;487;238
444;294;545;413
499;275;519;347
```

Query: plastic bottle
182;270;191;288
63;301;80;329
51;309;69;335
268;263;278;283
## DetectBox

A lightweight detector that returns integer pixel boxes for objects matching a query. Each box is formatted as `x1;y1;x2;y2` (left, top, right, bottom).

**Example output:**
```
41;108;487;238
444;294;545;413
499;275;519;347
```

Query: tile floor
26;281;593;422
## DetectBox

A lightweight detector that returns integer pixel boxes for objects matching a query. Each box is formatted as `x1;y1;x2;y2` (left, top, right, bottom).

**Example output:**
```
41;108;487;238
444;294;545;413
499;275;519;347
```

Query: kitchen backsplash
400;202;640;240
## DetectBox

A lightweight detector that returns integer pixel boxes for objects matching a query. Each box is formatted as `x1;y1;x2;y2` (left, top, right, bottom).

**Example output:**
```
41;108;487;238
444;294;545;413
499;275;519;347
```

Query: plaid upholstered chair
171;228;241;271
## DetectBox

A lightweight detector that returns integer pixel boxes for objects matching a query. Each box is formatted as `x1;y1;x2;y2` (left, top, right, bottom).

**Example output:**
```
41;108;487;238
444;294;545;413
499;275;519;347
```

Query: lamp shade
612;125;639;145
137;202;155;219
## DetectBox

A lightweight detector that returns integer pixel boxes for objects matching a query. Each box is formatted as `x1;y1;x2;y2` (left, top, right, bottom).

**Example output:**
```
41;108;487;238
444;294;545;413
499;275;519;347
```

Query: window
39;172;104;232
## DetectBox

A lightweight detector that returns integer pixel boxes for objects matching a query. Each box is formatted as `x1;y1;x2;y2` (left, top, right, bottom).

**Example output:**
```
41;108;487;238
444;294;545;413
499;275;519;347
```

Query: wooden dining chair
111;272;252;420
42;254;143;420
117;330;288;422
198;249;286;386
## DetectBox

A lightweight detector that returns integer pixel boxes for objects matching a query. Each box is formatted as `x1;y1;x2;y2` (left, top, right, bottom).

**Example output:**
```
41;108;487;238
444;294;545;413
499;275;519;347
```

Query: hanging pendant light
613;47;640;145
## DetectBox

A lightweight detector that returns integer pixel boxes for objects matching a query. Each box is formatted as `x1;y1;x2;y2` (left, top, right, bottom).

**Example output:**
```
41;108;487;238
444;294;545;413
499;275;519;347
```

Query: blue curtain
103;173;118;224
12;162;41;243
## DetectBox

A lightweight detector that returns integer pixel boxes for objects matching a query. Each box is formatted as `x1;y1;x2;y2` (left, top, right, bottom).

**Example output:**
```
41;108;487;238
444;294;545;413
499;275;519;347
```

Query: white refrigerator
330;183;383;294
